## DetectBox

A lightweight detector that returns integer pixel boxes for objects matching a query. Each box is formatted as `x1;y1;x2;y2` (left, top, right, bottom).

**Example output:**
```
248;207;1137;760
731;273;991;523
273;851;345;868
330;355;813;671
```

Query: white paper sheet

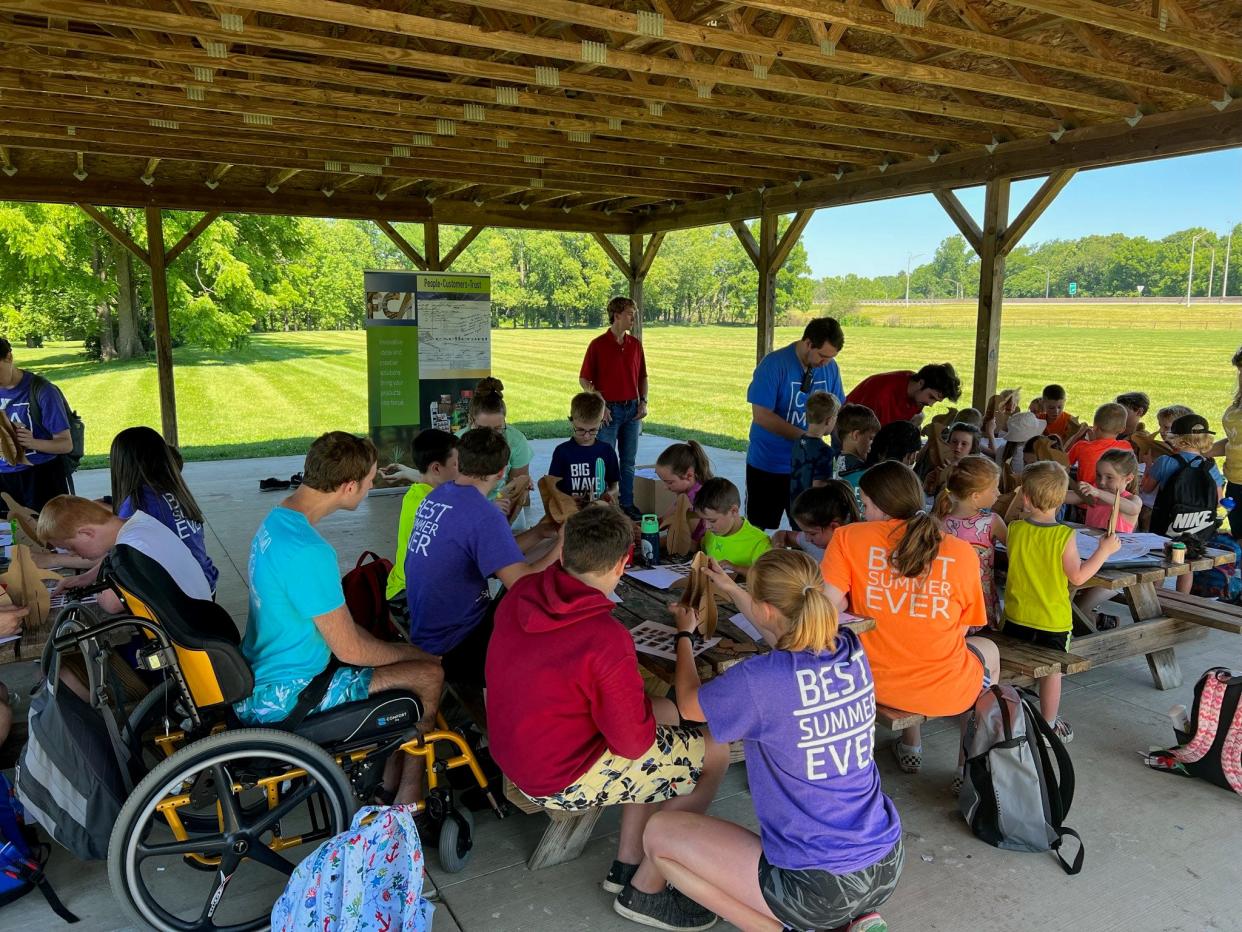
728;611;764;643
1075;529;1163;564
631;621;719;661
624;562;693;590
608;591;623;604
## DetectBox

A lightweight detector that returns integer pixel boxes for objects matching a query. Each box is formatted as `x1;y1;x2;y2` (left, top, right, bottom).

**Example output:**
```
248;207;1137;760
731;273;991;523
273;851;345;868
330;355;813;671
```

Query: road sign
1068;282;1078;296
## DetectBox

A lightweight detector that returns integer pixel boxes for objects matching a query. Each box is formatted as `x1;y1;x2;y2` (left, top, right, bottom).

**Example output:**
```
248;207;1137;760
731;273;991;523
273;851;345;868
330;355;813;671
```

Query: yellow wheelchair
49;544;504;932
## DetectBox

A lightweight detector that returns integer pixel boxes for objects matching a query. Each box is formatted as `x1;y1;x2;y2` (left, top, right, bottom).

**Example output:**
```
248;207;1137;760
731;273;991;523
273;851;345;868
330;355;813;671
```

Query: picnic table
1069;538;1237;690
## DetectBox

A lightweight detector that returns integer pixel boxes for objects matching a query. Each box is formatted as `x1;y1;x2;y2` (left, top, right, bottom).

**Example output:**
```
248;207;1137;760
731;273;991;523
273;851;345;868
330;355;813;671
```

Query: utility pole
1035;265;1051;299
1187;231;1206;307
905;252;923;306
1208;246;1216;300
1224;229;1233;299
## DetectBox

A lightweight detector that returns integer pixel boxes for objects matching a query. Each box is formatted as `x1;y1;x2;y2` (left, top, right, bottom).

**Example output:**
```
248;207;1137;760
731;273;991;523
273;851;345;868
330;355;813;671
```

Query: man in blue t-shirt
405;428;562;718
0;338;73;512
236;431;443;805
746;318;845;530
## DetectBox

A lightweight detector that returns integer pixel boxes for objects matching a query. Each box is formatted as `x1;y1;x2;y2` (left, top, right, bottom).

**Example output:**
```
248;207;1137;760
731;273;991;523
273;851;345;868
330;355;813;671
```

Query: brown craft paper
1131;430;1172;460
0;416;29;468
1106;490;1122;536
1033;437;1070;468
678;551;719;639
496;472;532;511
2;492;42;546
537;474;580;525
984;389;1021;435
664;493;695;558
0;542;60;632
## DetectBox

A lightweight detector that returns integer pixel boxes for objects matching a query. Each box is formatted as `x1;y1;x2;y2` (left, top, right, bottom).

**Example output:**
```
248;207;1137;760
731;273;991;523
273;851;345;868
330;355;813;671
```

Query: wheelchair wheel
437;806;474;874
108;728;355;932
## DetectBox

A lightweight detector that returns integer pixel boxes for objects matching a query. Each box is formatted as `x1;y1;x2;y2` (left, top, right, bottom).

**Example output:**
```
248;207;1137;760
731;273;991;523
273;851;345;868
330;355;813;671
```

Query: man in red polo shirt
580;296;648;518
845;363;961;427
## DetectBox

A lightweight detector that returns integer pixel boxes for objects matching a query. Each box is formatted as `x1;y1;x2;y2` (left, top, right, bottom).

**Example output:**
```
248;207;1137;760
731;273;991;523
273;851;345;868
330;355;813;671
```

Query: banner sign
364;270;491;475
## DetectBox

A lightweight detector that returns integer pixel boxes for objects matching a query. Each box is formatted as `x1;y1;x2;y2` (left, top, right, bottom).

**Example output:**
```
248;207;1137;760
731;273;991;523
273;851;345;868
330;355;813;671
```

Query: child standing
1003;462;1120;742
922;422;981;497
771;481;859;562
548;392;621;503
698;478;771;576
1067;448;1141;628
934;454;1006;631
654;440;713;545
1067;403;1130;486
789;391;839;519
834;404;881;488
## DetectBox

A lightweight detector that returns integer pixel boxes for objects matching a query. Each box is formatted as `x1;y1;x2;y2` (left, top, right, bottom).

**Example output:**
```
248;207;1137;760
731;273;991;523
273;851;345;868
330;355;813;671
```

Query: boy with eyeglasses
548;392;621;504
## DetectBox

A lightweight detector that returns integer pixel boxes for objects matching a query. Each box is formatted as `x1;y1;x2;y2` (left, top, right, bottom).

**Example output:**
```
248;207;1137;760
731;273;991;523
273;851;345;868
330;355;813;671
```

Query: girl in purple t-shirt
643;549;903;932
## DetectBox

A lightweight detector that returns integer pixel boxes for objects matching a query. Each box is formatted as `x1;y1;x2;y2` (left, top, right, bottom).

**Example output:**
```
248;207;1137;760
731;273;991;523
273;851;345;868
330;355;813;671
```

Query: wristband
674;631;694;645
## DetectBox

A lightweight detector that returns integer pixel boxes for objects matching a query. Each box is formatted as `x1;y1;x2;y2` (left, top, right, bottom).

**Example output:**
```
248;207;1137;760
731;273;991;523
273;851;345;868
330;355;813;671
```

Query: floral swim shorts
233;665;374;725
523;724;707;810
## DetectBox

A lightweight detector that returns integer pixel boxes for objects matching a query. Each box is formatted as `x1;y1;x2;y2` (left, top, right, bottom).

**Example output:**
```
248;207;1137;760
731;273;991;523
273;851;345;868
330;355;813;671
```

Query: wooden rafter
376;220;428;270
933;189;982;253
999;169;1078;256
441;225;484;270
165;210;220;264
77;202;149;265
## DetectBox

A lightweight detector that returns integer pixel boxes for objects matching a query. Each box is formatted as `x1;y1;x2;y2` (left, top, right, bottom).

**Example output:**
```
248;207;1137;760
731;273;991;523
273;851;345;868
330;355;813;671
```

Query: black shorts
439;594;503;689
759;840;904;931
746;464;792;531
0;458;70;513
1002;618;1072;653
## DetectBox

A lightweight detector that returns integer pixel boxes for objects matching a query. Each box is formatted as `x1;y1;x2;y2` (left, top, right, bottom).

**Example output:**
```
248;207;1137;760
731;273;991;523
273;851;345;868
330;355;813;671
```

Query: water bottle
1222;496;1236;512
640;514;661;567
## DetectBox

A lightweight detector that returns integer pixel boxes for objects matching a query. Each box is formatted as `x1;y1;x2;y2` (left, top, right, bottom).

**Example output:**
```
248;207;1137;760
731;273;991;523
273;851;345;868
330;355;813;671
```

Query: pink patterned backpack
1145;668;1242;795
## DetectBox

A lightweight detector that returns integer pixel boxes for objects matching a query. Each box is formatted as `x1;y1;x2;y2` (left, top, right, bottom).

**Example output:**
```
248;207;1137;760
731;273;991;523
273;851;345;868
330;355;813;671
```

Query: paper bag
538;474;580;525
679;551;718;639
664;493;695;558
984;389;1021;435
1033;437;1069;468
0;542;60;631
2;492;43;546
496;473;532;514
0;416;29;468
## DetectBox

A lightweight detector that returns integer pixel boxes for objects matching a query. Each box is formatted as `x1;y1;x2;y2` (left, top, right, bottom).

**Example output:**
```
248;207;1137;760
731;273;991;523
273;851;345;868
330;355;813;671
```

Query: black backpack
1150;455;1220;547
1146;668;1242;794
28;374;85;479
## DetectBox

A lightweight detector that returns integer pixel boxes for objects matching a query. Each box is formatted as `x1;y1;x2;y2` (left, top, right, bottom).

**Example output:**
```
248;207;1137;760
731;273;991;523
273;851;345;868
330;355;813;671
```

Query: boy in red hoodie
487;504;729;932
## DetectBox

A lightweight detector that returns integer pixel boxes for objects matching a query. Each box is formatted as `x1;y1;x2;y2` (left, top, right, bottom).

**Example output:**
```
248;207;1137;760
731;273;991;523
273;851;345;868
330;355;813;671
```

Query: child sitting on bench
642;549;903;932
697;478;771;577
771;481;859;562
934;454;1006;632
1066;448;1141;629
1002;462;1119;743
654;440;713;546
1067;403;1130;487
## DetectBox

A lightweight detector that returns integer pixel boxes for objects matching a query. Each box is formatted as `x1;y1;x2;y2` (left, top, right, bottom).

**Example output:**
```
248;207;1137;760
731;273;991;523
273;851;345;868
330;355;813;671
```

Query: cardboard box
632;465;676;517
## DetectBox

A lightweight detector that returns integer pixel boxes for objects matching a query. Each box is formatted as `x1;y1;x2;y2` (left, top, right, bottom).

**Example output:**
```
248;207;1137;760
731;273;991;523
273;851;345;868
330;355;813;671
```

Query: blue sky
801;149;1242;278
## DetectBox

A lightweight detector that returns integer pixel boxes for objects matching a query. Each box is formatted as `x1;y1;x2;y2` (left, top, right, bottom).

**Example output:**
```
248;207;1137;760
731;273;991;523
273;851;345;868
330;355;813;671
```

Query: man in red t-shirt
845;363;961;427
580;297;648;517
487;506;727;924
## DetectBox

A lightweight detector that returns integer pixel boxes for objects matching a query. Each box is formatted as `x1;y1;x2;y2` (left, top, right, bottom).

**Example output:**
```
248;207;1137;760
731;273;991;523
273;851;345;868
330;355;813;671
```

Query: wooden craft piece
537;474;579;525
678;551;719;639
1107;490;1122;536
0;416;29;468
2;493;42;546
497;472;532;509
664;493;695;558
984;389;1021;435
1131;430;1172;460
0;543;60;632
1033;437;1069;468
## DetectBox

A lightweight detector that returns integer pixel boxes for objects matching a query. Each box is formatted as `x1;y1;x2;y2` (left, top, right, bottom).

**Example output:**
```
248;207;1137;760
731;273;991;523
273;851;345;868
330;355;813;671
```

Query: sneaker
891;740;922;774
1052;718;1074;743
614;884;717;931
848;913;888;932
602;860;639;894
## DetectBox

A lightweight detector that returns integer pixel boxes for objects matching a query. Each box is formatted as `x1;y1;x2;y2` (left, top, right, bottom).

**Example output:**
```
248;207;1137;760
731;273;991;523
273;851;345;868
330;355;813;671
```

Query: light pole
1034;265;1051;299
1223;229;1233;299
1186;231;1207;307
946;278;962;300
1208;246;1217;300
905;252;924;306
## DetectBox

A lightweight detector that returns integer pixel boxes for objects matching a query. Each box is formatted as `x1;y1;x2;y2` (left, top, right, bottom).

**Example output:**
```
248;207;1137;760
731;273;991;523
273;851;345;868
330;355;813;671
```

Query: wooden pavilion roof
0;0;1239;233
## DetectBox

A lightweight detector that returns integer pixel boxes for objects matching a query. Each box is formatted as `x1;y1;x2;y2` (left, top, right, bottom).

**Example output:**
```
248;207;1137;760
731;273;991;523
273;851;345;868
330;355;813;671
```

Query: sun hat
1003;411;1046;445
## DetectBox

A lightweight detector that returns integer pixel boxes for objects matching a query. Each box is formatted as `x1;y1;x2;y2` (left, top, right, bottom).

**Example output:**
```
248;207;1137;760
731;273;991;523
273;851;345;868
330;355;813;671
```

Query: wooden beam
424;222;441;271
628;233;644;339
165;210;219;264
973;179;1010;411
1000;0;1242;64
770;209;815;271
1159;0;1237;87
731;220;761;268
933;189;982;253
999;169;1077;256
756;213;778;364
76;202;149;266
145;206;178;447
140;156;160;185
637;232;665;280
206;163;233;187
376;220;428;270
440;225;483;271
592;233;631;279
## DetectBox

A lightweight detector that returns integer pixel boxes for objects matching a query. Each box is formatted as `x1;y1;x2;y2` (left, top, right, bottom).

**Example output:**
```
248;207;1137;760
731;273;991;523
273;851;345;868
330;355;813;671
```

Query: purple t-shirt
405;481;524;655
0;372;70;473
699;627;901;873
548;439;620;498
119;487;219;593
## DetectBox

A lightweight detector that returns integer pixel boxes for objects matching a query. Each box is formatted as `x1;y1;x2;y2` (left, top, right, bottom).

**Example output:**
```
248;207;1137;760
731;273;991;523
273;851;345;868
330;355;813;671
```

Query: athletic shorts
745;464;793;531
233;665;374;725
1001;619;1072;654
522;725;706;810
759;840;904;932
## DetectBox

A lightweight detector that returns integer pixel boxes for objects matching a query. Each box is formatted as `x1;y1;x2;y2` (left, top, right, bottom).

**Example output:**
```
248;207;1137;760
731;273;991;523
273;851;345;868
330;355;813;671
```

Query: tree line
815;226;1241;304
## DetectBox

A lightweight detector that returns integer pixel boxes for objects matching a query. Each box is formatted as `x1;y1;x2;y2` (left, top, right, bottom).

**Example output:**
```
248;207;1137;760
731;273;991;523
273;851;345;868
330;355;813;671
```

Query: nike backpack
1150;455;1221;552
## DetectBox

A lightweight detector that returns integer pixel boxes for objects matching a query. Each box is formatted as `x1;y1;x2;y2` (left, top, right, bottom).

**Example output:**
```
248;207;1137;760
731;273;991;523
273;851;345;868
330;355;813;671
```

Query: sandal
891;740;922;774
1051;718;1075;743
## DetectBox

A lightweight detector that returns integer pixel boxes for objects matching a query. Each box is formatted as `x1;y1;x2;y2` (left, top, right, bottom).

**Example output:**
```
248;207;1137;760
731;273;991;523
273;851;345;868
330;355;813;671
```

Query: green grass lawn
18;302;1242;468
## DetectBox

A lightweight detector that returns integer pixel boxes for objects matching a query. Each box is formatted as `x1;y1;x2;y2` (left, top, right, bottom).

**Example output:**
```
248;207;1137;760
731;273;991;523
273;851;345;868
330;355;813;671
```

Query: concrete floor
3;435;1240;931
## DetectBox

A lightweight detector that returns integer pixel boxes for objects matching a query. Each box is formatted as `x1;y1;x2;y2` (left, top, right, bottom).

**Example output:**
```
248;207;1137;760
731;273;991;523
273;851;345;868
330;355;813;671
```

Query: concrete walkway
3;436;1238;931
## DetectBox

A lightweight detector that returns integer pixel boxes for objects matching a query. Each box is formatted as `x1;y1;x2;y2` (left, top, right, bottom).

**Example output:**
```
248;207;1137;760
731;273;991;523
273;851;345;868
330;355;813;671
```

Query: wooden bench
1157;590;1242;635
503;776;606;870
876;639;1090;731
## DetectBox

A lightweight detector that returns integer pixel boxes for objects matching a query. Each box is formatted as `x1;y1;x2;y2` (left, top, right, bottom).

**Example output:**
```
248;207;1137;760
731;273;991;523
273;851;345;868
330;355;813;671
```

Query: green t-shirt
457;425;532;501
386;482;431;600
1004;519;1074;633
703;519;772;568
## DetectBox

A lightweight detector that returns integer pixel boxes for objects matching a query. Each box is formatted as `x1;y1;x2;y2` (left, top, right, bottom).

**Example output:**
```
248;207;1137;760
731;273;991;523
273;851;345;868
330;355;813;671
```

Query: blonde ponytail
748;550;839;655
859;460;944;579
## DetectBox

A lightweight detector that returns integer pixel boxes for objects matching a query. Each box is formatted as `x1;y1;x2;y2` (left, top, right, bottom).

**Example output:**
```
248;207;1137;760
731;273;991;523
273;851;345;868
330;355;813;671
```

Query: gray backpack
959;685;1084;875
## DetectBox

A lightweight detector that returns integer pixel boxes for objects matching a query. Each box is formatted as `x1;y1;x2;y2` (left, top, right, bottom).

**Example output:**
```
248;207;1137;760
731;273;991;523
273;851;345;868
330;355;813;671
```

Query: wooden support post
756;212;778;364
424;221;441;271
375;220;427;270
165;211;220;265
999;169;1078;257
972;179;1010;411
145;206;178;447
629;233;645;338
440;225;483;271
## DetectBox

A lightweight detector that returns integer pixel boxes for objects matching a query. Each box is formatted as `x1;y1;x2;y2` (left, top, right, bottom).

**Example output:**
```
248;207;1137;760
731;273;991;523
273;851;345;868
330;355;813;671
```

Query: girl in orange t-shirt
821;461;998;776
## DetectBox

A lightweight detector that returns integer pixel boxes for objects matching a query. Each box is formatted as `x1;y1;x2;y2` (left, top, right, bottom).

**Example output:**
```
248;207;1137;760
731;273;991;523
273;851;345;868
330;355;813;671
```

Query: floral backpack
272;805;434;932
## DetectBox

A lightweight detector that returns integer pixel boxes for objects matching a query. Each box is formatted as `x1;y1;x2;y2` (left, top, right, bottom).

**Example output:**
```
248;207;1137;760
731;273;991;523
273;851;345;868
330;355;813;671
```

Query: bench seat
1157;590;1242;635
